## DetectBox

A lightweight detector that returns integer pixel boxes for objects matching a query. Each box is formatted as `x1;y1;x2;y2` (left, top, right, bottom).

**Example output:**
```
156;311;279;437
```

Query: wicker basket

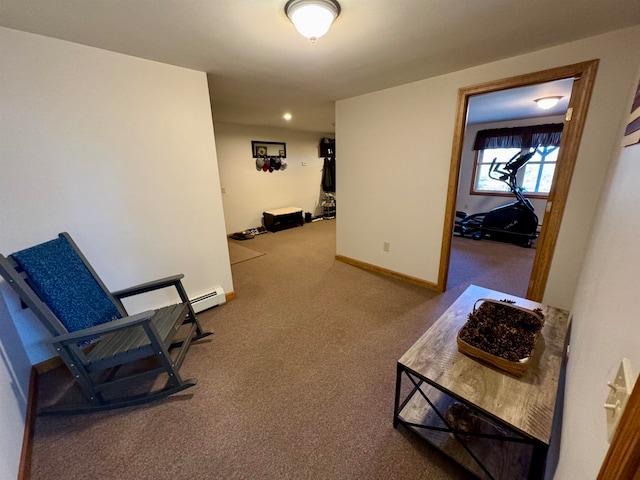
457;298;544;377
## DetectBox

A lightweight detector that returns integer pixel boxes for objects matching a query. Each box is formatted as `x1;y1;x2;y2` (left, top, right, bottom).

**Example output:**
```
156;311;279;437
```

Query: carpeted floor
447;235;535;296
227;239;265;265
30;220;535;480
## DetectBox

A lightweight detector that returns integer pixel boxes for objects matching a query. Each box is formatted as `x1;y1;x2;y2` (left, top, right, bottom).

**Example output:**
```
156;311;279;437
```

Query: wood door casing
598;375;640;479
439;60;600;302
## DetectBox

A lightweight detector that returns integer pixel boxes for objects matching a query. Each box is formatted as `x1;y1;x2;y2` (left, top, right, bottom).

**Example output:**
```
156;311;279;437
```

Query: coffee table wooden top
399;284;569;444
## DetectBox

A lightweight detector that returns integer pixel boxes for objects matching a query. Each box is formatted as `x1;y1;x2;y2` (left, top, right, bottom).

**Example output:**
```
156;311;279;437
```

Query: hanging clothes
322;156;335;192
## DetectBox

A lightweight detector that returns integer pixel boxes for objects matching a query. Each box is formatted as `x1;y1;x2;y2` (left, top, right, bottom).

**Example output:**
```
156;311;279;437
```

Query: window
474;148;521;194
471;123;563;198
522;146;558;194
473;146;558;197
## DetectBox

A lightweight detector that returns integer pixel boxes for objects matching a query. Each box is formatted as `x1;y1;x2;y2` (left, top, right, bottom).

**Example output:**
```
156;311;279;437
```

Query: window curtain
473;123;564;150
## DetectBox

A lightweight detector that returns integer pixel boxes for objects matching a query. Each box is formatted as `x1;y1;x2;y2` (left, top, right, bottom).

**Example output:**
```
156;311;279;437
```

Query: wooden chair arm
112;274;185;298
50;310;155;345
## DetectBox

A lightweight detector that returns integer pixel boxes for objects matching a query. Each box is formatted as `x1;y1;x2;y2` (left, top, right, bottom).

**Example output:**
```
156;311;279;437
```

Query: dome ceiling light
535;96;563;110
285;0;341;43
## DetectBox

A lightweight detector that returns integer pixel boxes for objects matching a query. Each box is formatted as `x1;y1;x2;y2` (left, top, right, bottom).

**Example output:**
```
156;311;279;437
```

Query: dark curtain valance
473;123;564;150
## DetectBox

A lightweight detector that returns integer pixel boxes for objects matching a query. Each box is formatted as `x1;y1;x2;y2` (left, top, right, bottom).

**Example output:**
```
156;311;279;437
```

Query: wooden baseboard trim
225;291;237;303
18;367;38;480
335;255;439;291
33;356;63;375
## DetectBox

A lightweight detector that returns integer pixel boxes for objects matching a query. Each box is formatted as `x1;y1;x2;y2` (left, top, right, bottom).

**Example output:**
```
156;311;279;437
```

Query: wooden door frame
437;60;599;301
598;376;640;479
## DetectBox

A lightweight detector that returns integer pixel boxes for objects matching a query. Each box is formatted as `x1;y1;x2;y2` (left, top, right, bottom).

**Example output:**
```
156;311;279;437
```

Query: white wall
458;116;565;218
214;123;333;233
337;77;455;283
0;289;31;480
0;26;233;360
336;25;640;310
556;137;640;478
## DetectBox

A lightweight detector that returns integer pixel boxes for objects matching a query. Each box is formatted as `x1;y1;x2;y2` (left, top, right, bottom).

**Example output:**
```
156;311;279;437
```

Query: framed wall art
251;140;286;158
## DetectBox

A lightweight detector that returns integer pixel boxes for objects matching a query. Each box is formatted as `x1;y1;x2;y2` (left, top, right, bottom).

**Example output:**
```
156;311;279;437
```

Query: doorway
438;60;599;301
447;78;573;297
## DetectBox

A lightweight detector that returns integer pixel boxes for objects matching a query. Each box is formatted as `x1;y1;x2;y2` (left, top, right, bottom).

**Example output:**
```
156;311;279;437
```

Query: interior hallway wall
336;25;640;310
555;114;640;477
0;26;233;365
0;289;31;480
213;123;333;234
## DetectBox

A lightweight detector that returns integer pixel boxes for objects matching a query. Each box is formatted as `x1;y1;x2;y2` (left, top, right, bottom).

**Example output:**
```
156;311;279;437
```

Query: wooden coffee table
393;285;569;480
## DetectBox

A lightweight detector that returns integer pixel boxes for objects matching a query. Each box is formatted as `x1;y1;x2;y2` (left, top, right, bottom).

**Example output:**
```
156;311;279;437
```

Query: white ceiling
467;78;574;124
2;0;639;132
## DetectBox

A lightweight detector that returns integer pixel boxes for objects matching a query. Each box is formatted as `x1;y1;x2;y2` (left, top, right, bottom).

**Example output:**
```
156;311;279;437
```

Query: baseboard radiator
190;286;226;313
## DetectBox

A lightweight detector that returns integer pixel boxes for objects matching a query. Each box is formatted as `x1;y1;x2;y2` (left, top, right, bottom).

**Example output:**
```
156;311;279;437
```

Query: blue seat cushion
12;236;121;333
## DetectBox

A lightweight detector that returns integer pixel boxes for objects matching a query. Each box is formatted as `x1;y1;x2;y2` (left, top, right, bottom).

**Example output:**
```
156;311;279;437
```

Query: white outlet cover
604;358;634;443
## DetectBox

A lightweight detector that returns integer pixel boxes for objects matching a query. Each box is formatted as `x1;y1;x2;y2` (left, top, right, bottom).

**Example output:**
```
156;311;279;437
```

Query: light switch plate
605;358;634;443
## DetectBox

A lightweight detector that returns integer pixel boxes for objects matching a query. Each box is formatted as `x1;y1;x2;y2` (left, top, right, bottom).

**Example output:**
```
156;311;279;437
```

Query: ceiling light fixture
283;113;292;121
285;0;340;43
534;96;563;110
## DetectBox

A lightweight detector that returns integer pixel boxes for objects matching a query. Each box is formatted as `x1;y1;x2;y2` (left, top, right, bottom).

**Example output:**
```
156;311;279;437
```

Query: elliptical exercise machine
454;150;540;247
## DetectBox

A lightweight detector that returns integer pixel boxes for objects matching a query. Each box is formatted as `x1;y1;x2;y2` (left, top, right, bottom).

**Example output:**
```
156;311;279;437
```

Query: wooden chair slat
0;232;213;414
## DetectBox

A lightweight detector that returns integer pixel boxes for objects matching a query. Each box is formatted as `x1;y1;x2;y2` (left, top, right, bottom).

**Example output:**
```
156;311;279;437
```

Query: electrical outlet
221;186;226;193
383;241;390;252
604;358;634;442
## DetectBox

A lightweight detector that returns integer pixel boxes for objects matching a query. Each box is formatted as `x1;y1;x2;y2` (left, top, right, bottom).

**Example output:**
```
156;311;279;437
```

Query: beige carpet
227;239;265;265
30;220;538;480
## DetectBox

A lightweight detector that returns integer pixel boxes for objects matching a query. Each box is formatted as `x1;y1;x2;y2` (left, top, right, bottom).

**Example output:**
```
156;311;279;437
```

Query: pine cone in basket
458;300;544;362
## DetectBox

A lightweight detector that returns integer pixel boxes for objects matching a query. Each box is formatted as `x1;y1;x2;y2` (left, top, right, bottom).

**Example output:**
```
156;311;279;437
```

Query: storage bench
263;207;304;232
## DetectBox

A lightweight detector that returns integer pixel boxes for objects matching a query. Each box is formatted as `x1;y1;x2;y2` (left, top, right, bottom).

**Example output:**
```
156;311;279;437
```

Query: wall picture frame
251;140;286;158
